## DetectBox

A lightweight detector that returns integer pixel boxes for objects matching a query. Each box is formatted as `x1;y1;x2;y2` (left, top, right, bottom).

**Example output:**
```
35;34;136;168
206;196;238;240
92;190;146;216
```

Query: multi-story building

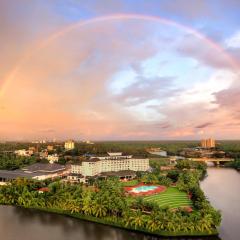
201;138;216;148
64;140;75;150
71;152;149;177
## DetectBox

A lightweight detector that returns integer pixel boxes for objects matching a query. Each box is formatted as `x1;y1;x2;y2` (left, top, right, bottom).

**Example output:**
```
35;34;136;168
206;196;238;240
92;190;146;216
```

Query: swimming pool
130;185;158;193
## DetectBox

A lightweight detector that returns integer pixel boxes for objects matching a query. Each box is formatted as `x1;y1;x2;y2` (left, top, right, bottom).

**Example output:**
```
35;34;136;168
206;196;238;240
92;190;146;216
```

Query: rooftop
0;169;50;180
22;163;66;173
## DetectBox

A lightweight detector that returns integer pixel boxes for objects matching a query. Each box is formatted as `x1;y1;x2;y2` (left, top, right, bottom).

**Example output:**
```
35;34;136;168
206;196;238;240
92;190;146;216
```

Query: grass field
121;179;139;187
143;187;192;209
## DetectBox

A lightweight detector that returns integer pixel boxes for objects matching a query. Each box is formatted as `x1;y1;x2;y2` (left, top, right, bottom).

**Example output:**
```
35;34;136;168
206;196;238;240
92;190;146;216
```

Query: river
201;167;240;240
0;168;238;240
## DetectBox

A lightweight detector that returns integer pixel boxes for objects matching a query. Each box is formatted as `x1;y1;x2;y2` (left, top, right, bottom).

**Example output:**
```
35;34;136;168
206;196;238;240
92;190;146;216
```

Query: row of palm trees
0;177;221;235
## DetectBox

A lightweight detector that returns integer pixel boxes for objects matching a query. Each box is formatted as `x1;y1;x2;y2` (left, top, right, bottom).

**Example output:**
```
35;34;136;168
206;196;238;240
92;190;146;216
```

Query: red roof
38;187;50;192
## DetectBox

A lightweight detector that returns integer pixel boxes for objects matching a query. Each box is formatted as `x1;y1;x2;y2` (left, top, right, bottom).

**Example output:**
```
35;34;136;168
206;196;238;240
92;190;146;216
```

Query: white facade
71;153;149;177
15;149;33;157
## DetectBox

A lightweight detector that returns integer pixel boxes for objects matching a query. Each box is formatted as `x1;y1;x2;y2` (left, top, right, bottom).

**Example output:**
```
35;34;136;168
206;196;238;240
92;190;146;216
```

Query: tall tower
201;138;215;148
64;140;75;150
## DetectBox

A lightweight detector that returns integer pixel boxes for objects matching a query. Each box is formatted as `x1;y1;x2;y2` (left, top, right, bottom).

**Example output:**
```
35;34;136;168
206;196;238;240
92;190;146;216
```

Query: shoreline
1;204;219;238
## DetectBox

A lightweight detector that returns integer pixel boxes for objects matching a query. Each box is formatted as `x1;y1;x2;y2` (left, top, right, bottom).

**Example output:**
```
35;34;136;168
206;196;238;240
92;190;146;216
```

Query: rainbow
1;13;239;97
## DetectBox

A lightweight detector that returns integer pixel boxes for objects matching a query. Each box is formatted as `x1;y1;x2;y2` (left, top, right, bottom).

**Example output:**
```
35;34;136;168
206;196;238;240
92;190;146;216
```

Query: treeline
217;140;240;158
73;141;199;156
0;155;37;170
0;141;200;157
224;159;240;170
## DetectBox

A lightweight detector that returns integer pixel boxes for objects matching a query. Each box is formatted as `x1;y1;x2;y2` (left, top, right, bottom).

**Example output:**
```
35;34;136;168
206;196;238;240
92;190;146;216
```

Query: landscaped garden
143;186;192;209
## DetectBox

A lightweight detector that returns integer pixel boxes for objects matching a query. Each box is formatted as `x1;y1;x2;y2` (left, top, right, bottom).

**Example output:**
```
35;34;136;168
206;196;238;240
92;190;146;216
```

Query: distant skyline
0;0;240;140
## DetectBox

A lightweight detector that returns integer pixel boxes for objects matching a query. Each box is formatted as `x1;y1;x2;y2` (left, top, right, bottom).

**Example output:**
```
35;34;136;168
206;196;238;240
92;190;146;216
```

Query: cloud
177;35;235;70
195;122;213;128
112;75;176;106
225;31;240;49
1;1;240;140
214;85;240;118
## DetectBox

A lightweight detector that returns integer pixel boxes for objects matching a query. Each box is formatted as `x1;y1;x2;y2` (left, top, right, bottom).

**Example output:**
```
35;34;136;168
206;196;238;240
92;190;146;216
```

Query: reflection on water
201;168;240;240
0;205;220;240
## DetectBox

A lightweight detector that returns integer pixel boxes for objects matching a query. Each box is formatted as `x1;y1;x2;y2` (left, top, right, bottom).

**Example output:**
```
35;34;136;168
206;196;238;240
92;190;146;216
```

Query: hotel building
71;152;149;177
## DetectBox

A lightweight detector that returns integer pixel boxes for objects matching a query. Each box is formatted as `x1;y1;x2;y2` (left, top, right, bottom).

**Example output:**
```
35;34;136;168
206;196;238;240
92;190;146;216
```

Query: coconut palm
129;210;147;229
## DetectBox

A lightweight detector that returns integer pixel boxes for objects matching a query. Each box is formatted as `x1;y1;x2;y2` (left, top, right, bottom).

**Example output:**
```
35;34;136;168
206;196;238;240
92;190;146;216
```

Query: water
201;167;240;240
0;206;159;240
133;185;158;192
1;168;238;240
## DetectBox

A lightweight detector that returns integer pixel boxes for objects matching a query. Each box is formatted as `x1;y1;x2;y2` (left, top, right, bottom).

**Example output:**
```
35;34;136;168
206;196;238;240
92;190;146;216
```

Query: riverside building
70;152;149;178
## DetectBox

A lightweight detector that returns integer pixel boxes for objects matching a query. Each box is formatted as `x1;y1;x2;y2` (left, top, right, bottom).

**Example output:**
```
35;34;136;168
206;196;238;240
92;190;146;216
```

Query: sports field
143;187;192;209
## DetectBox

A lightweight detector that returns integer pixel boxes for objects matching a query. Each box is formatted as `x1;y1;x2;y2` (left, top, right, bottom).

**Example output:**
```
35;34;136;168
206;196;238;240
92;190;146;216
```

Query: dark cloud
195;122;213;128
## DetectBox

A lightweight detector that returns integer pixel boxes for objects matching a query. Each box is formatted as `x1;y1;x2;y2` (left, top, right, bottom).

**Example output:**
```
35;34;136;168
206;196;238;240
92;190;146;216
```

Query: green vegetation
0;158;221;237
144;187;192;209
0;175;220;236
0;141;224;237
121;179;139;187
149;158;170;168
0;154;37;170
224;159;240;170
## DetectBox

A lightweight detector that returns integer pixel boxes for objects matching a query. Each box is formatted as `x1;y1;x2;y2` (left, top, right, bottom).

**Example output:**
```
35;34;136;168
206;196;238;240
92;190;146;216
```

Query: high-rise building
201;138;216;148
64;140;75;150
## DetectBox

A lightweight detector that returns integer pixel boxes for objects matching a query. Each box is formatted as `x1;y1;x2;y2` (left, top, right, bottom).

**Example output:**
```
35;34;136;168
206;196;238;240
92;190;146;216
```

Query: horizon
1;138;240;143
0;1;240;140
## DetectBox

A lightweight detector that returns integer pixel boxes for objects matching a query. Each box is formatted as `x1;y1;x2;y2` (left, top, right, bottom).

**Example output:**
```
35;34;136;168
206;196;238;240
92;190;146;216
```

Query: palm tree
93;199;107;218
146;212;160;232
129;210;147;229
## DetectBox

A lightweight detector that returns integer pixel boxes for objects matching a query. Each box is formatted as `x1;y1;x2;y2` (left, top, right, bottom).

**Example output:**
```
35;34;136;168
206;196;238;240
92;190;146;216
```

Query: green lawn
143;187;192;209
121;179;139;187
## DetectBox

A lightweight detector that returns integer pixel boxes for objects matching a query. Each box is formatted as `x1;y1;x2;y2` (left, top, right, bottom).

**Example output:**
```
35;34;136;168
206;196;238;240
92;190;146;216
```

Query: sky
0;0;240;141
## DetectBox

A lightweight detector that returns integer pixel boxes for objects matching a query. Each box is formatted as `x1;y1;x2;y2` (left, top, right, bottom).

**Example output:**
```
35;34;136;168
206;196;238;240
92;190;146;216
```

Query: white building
71;152;149;177
15;149;34;157
47;154;59;164
64;140;75;150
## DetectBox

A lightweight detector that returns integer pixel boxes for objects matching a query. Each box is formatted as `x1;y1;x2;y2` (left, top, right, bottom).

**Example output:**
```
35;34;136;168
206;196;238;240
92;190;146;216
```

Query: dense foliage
224;159;240;170
0;160;221;236
0;154;36;170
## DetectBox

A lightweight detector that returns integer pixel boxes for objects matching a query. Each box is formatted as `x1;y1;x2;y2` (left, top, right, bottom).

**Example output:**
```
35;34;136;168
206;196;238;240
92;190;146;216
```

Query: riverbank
0;204;219;237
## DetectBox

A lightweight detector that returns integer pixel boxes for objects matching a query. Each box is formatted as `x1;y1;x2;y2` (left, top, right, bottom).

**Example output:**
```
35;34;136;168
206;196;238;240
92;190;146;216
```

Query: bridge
189;157;234;165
